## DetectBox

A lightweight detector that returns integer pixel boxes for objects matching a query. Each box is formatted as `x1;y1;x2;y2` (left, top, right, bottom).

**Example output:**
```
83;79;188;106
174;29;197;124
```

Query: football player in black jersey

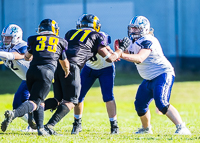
43;14;130;135
1;19;70;136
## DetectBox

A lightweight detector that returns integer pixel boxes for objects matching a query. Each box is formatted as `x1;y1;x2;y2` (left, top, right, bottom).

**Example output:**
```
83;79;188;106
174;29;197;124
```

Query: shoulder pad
12;41;28;54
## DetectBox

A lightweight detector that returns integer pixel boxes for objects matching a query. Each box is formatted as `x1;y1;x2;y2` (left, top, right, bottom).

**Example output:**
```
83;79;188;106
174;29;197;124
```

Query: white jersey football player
0;24;36;132
116;16;191;135
72;31;119;135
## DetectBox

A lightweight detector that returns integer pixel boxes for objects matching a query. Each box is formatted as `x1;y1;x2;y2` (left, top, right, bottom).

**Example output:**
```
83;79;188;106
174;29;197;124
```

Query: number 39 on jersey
36;36;59;53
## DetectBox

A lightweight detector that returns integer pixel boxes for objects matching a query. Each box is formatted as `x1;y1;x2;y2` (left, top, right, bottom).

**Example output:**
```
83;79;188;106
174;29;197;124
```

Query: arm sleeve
59;39;68;60
0;51;15;60
27;37;33;54
15;46;27;54
98;33;107;47
99;31;111;46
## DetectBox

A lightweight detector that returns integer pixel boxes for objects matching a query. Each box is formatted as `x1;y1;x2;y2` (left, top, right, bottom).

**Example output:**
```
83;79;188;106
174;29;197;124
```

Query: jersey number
36;36;59;53
70;29;91;42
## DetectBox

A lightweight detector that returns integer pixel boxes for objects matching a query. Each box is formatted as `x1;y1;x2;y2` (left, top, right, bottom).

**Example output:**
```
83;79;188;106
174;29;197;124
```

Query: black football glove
118;37;130;52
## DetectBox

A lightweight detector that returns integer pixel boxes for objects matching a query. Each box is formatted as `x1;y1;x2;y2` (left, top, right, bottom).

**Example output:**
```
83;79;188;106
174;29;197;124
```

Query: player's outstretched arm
59;59;70;78
121;49;151;64
0;51;15;60
12;52;25;60
0;51;26;60
98;45;122;63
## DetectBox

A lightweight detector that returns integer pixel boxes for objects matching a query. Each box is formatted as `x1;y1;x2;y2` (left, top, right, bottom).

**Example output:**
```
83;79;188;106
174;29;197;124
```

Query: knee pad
160;104;170;114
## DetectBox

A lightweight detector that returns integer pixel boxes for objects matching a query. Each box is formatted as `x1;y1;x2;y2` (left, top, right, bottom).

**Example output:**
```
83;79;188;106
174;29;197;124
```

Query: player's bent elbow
136;60;142;64
136;57;144;64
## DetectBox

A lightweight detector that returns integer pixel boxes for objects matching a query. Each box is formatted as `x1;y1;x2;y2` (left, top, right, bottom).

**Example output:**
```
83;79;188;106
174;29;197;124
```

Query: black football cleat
71;118;82;135
44;124;62;136
28;112;37;129
110;120;119;134
38;128;50;136
1;110;15;132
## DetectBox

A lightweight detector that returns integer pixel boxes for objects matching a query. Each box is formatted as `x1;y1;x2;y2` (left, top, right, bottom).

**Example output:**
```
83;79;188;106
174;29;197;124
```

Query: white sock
74;114;82;119
109;116;117;121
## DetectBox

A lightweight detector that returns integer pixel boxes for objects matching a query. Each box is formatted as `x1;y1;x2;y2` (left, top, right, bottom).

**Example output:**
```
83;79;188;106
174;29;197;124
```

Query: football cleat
71;118;82;135
28;112;37;129
1;110;15;132
44;124;62;136
135;125;153;134
21;125;37;133
174;122;191;135
37;128;50;136
110;120;119;134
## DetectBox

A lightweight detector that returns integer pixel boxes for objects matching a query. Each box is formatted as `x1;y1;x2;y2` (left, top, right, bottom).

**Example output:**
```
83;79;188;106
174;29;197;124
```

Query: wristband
113;52;119;59
103;52;111;60
25;55;29;60
118;49;123;52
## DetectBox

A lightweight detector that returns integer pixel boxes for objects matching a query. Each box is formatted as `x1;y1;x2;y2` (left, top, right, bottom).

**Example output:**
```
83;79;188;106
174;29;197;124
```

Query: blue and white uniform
79;32;115;102
127;34;175;115
0;41;30;109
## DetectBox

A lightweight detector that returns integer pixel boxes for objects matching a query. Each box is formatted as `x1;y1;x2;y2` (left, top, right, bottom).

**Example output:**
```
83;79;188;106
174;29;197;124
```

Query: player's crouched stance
1;19;70;136
118;16;191;135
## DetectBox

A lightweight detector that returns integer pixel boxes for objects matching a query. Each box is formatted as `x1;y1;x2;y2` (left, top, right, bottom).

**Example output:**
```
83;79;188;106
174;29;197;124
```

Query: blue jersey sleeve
136;40;152;49
15;46;27;54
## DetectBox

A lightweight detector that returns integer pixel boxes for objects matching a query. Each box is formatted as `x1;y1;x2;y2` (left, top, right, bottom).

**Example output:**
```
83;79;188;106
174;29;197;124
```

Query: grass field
0;70;200;142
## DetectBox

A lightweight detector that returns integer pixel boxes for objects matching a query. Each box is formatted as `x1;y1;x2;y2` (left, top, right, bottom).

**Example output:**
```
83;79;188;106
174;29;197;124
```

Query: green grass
0;70;200;142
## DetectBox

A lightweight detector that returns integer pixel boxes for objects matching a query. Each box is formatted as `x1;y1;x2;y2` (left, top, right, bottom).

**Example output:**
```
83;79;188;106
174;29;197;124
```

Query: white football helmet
128;16;150;40
1;24;23;48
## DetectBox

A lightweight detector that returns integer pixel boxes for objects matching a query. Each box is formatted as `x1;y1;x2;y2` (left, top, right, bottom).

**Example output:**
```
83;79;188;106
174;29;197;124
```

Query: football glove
114;37;130;52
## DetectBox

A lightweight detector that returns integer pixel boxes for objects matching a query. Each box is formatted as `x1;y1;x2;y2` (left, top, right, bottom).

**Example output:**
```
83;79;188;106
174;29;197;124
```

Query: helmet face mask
128;16;150;41
2;36;12;47
38;19;59;36
128;26;143;40
1;24;23;48
76;14;101;32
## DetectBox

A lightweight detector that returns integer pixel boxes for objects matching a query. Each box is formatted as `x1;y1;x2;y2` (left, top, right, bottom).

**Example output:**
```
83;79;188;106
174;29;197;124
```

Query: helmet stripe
131;16;138;24
51;20;56;35
93;16;100;32
2;24;11;33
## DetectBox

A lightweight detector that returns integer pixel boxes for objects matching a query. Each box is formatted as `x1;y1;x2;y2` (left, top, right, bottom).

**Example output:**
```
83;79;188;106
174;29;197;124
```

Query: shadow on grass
0;132;37;135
